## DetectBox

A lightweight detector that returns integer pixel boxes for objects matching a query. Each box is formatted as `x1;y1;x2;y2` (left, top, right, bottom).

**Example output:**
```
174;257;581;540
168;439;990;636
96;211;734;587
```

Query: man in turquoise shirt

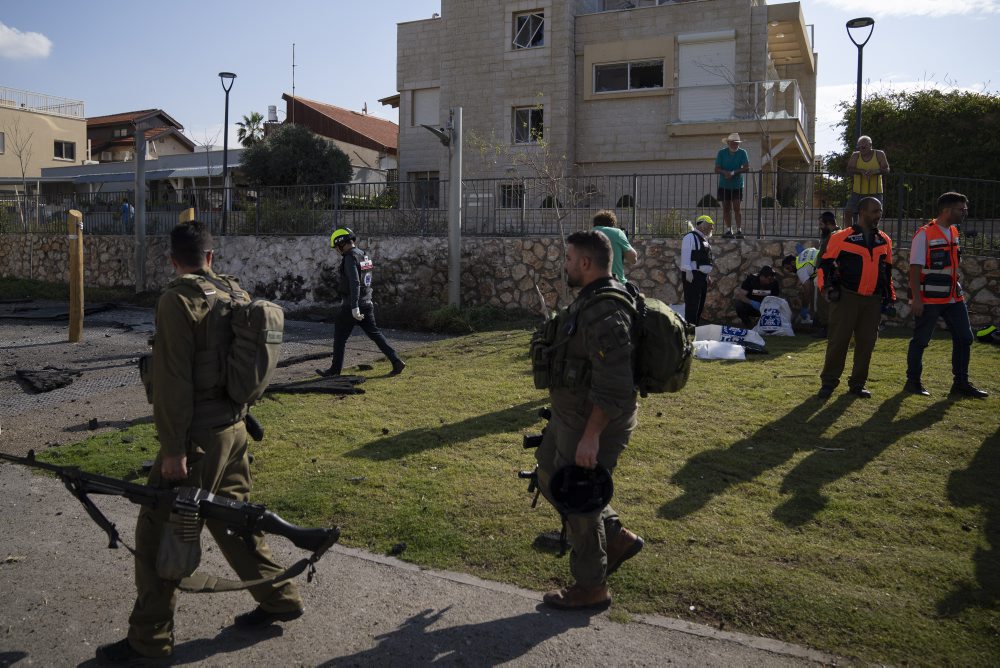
714;132;750;239
592;210;637;283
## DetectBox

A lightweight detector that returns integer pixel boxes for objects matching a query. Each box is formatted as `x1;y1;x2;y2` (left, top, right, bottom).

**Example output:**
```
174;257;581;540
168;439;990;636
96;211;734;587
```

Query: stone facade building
394;0;816;200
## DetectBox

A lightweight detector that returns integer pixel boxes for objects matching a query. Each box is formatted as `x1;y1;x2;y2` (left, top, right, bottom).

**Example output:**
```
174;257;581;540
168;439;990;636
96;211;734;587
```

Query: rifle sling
178;554;315;593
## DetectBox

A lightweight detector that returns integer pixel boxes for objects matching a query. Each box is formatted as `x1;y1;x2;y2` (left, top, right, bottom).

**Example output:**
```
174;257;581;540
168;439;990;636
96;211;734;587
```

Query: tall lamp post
846;17;874;145
218;71;237;235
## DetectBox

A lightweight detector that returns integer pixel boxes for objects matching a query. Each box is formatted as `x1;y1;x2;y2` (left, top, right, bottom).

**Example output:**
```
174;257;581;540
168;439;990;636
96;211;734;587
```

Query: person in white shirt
904;191;987;398
679;215;715;325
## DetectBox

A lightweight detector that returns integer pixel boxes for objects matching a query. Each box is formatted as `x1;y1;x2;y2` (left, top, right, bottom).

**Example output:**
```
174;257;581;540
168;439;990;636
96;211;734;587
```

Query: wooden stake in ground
67;209;84;342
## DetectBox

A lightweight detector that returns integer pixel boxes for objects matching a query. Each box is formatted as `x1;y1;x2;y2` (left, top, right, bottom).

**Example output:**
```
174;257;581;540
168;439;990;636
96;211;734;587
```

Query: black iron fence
2;171;997;256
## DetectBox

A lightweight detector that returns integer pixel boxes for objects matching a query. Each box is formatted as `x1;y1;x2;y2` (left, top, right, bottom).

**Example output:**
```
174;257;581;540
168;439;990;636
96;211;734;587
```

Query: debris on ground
15;368;83;393
267;375;367;395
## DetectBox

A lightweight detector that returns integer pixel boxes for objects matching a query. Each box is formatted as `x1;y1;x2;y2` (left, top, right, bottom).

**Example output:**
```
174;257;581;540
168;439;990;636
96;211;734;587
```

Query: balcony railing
674;79;808;139
0;86;85;119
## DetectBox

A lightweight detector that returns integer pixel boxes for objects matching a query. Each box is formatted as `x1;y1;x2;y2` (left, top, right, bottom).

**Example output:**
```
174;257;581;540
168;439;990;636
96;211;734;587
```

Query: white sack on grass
694;340;746;360
753;296;795;336
695;324;767;348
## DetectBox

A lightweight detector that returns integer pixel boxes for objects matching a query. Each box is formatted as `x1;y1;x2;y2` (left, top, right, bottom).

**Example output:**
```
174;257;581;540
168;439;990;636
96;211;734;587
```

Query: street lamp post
218;71;237;236
846;17;875;145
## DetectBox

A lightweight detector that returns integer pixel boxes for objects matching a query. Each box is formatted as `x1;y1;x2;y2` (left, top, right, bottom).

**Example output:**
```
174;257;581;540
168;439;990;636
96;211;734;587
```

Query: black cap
781;254;796;268
819;211;837;222
759;265;775;277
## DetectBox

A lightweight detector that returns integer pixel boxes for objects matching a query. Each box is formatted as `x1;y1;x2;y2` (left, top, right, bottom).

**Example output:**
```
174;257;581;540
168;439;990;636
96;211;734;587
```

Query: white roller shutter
678;33;736;122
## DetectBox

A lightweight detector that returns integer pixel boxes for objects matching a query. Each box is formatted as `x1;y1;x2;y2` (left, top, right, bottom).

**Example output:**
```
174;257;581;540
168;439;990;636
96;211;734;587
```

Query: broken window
513;11;544;49
513;107;544;144
595;59;664;93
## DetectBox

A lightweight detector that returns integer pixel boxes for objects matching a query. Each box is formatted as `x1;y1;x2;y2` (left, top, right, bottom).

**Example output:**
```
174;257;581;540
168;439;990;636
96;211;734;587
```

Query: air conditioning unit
100;151;113;161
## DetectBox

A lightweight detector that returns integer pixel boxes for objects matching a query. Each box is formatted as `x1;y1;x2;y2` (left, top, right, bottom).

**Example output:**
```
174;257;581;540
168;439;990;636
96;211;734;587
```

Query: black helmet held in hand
549;464;614;515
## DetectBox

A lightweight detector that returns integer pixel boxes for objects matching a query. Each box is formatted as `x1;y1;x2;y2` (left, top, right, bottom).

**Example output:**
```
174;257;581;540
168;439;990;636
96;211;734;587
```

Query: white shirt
680;229;714;274
909;224;955;266
910;223;958;304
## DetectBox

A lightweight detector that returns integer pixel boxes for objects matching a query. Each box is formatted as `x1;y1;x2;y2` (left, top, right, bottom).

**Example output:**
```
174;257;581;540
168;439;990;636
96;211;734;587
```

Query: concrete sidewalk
0;465;835;666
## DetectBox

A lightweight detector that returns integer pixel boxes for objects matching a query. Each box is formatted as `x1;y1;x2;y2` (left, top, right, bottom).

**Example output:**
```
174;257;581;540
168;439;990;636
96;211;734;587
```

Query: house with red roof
87;109;195;163
278;94;398;183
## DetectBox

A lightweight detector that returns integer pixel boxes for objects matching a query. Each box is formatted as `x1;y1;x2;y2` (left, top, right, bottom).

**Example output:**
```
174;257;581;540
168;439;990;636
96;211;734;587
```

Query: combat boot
606;528;644;576
542;583;611;610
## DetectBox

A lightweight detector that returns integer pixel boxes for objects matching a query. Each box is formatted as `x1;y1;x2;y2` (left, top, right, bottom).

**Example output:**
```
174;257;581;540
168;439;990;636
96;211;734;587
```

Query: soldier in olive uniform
97;222;303;662
534;230;643;610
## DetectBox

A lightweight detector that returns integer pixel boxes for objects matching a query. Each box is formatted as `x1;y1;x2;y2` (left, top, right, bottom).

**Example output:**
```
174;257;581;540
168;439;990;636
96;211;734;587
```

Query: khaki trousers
127;421;302;657
535;407;636;588
820;289;883;390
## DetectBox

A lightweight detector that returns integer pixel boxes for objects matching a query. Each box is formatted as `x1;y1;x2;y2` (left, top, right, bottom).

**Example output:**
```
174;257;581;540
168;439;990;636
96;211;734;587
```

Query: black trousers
330;302;401;374
682;272;708;326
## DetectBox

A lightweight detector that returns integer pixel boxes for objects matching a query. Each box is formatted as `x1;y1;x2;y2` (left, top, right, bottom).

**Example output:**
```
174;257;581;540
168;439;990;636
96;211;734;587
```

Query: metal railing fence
1;171;997;256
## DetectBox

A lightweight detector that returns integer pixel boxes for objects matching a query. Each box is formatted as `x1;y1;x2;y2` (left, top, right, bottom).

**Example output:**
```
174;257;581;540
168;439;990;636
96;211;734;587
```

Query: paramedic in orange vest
844;136;889;227
904;192;988;398
817;197;896;399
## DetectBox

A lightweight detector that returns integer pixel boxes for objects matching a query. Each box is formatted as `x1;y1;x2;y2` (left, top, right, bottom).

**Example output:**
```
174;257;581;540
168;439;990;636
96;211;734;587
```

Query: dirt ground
0;302;836;666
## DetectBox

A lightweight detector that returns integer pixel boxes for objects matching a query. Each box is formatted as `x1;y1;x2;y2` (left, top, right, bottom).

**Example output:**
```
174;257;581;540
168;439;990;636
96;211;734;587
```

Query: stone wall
3;233;998;327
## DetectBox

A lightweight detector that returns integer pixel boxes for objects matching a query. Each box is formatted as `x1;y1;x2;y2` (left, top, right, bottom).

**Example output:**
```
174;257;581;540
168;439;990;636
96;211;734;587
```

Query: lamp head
845;17;875;47
218;71;237;92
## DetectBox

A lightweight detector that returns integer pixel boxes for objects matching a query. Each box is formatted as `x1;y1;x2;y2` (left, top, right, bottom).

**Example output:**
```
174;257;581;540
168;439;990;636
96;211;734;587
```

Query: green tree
236;111;265;147
826;89;1000;180
240;123;353;187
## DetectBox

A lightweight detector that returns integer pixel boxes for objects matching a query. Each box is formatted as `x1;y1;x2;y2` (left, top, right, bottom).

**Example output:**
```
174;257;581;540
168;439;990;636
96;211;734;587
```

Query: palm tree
236;111;264;147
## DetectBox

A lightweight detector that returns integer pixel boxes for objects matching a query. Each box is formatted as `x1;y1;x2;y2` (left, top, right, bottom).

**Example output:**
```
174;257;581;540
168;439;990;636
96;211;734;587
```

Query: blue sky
2;0;997;158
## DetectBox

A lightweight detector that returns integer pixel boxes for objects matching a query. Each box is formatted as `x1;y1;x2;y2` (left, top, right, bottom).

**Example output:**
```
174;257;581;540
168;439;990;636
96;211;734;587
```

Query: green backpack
592;287;695;396
203;275;285;406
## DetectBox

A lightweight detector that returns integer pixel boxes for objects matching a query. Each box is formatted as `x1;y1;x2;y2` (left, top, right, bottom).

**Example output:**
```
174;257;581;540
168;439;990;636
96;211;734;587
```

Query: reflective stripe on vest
796;248;818;270
918;220;963;304
822;227;893;297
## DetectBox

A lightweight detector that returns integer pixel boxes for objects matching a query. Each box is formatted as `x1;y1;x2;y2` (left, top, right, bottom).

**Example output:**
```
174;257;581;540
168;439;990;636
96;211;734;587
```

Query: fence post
67;209;84;343
520;181;526;235
255;194;261;235
896;173;906;243
631;174;639;236
756;170;764;239
333;183;340;229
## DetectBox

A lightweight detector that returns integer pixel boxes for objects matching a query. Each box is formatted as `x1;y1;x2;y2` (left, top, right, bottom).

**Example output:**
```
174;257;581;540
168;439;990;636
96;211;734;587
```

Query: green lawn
41;327;1000;665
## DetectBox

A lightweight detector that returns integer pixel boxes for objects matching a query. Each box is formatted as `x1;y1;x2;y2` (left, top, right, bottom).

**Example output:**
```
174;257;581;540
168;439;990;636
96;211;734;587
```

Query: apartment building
0;86;87;193
394;0;816;186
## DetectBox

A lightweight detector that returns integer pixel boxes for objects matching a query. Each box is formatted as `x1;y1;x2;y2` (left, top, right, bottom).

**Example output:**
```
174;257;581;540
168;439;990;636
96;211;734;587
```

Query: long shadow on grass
773;393;950;527
318;605;590;667
659;396;848;519
344;399;549;460
938;424;1000;615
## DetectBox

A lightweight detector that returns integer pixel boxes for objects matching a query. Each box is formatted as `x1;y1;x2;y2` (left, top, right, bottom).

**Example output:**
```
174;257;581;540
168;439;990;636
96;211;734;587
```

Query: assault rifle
0;450;339;587
518;407;552;508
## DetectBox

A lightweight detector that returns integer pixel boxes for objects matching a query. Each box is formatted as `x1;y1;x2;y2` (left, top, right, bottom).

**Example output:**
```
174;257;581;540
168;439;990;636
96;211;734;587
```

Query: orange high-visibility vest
915;220;963;304
821;226;895;298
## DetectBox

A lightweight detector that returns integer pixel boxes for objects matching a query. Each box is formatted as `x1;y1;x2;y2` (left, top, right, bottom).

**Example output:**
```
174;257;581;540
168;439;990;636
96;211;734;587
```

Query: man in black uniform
318;227;405;377
733;265;780;327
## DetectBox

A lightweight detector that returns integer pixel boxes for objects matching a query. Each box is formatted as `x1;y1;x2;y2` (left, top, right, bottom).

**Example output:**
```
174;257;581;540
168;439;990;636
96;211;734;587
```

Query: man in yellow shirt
844;135;889;227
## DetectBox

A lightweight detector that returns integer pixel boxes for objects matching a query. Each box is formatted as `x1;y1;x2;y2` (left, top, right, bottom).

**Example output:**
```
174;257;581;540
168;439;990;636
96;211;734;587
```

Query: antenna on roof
291;43;296;124
362;102;368;115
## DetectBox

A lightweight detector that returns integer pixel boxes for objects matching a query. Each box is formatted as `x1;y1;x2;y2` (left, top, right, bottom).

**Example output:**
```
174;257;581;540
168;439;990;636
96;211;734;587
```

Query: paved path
0;304;837;666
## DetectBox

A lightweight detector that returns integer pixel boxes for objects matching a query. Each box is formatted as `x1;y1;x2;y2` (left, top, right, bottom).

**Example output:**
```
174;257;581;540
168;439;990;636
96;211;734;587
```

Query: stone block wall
3;233;998;327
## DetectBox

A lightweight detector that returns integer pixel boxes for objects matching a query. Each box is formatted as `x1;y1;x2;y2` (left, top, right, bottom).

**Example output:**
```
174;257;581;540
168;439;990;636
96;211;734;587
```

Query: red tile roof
88;109;184;130
283;94;398;151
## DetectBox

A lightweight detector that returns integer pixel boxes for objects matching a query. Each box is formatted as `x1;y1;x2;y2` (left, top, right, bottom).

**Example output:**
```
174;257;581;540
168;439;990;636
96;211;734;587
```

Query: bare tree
468;109;581;311
189;129;221;216
0;116;35;228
